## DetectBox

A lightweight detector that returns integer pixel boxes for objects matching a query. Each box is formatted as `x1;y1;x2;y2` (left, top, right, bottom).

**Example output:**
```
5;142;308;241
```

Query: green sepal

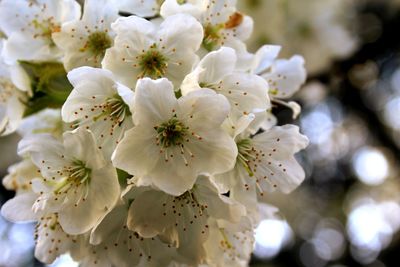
174;89;182;99
117;168;132;187
19;61;73;117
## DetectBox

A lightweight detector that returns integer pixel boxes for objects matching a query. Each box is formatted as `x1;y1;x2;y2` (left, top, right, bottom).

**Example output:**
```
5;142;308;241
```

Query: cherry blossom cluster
0;0;309;266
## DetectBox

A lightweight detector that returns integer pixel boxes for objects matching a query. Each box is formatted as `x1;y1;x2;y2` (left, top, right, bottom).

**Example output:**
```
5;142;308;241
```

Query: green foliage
19;61;73;116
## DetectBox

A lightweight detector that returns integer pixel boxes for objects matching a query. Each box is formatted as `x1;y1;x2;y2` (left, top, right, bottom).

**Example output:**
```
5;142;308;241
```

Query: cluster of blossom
240;0;359;75
0;0;309;266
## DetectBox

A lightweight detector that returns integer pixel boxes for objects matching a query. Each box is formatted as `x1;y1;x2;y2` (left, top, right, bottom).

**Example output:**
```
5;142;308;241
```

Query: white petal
63;67;117;122
102;16;155;87
127;190;174;238
82;0;119;24
221;73;270;114
58;163;119;235
9;64;31;93
263;55;307;99
182;47;236;95
158;14;203;55
252;45;281;74
2;33;59;62
253;125;309;193
133;78;177;125
63;128;106;169
90;204;128;245
1;192;37;222
179;88;230;131
160;0;206;19
195;176;245;222
112;126;159;184
118;0;160;17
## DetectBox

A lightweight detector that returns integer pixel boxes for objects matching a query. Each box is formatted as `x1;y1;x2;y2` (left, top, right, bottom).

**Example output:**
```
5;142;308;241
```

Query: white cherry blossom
247;45;306;127
34;213;84;264
62;67;134;158
103;14;203;88
181;46;270;130
18;127;120;235
126;175;245;265
203;218;254;267
0;0;81;62
112;78;237;196
53;0;119;70
216;125;309;196
1;170;84;264
161;0;253;54
0;0;311;265
76;202;177;267
0;41;31;136
2;158;38;195
251;45;306;100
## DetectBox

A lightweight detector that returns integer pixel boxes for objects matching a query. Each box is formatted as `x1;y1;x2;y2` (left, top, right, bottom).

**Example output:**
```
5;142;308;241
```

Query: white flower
246;45;306;126
2;158;38;195
181;46;270;130
161;0;253;53
102;14;203;88
203;219;254;267
0;42;31;136
251;45;306;100
76;203;177;267
0;0;81;62
62;67;134;158
216;125;309;195
2;192;83;264
112;78;237;196
34;213;84;264
18;127;120;235
53;0;119;71
126;175;245;265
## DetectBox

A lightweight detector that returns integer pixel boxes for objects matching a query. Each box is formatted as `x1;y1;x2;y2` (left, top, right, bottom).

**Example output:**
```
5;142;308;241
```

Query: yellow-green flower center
54;160;91;194
139;46;168;79
155;117;188;148
202;23;224;51
236;138;256;176
31;18;61;46
85;31;112;57
93;94;131;125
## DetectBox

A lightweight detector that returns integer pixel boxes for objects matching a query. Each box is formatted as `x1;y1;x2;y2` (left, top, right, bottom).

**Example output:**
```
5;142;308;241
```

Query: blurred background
1;0;400;266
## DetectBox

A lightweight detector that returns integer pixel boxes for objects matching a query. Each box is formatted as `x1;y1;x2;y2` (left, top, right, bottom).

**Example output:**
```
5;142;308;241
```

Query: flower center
202;23;224;51
85;31;112;58
54;160;91;194
30;18;61;45
92;94;131;125
139;46;168;79
68;160;92;183
236;138;256;176
105;94;131;123
202;12;244;51
155;117;188;148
